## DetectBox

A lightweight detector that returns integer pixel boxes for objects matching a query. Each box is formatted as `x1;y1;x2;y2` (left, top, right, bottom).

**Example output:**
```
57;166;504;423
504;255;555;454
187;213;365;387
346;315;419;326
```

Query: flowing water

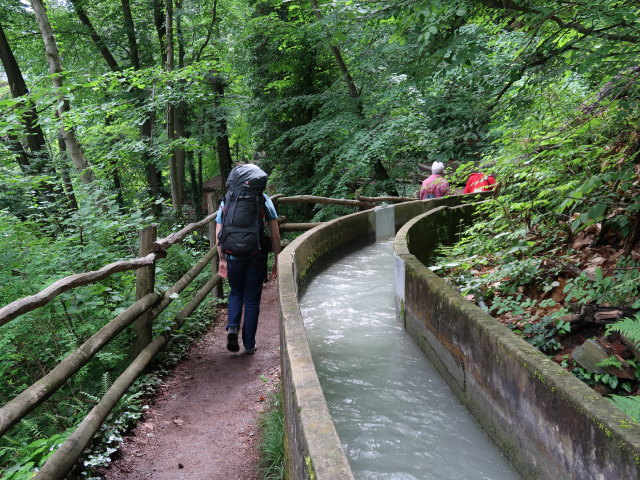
300;239;520;480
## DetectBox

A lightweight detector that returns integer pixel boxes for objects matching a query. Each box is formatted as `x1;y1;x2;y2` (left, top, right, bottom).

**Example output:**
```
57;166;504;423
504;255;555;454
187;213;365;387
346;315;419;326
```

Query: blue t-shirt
215;194;278;224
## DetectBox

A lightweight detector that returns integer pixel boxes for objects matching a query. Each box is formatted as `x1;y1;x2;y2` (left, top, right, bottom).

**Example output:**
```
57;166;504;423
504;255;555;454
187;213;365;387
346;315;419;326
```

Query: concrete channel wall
395;203;640;480
277;195;480;479
278;195;640;480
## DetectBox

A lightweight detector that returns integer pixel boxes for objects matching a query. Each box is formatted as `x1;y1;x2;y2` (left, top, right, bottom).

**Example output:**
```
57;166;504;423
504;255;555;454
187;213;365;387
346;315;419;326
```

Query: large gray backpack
218;165;269;257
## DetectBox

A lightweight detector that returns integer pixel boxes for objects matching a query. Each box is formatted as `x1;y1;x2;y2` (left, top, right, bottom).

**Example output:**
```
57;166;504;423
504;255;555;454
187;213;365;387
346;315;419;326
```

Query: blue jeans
226;255;267;350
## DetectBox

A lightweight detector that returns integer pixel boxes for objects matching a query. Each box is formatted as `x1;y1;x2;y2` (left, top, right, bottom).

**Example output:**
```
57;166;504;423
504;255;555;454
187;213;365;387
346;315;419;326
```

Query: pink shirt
420;174;450;199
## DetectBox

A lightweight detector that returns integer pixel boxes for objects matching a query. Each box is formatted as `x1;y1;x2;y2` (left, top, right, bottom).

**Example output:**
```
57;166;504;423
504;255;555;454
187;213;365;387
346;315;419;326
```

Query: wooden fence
0;192;413;479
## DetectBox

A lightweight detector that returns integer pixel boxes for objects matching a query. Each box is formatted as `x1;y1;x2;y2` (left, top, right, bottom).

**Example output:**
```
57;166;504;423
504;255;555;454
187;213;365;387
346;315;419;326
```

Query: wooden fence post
207;194;223;298
133;225;157;356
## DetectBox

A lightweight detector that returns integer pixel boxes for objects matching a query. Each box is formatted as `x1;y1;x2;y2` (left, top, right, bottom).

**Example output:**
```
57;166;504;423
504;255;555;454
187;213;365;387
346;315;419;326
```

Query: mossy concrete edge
395;204;640;480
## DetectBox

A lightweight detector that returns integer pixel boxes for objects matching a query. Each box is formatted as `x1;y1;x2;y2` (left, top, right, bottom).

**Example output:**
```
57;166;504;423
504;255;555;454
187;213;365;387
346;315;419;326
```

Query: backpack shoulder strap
222;190;240;224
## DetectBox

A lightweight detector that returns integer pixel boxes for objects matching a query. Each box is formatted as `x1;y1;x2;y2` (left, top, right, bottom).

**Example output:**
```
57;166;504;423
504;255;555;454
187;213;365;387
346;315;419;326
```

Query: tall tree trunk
74;0;163;215
70;0;120;71
111;159;125;210
0;22;62;206
121;0;141;70
4;133;32;173
174;102;186;207
119;0;164;216
0;23;50;169
197;150;203;208
308;0;395;192
30;0;95;185
174;0;186;207
141;118;164;217
188;152;202;218
154;0;167;65
308;0;360;104
211;75;232;190
150;2;168;216
57;132;79;211
165;0;183;215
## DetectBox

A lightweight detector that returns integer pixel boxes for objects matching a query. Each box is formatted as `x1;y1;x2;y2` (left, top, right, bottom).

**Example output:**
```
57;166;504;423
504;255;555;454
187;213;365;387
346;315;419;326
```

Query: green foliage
606;315;640;348
512;316;570;354
0;193;218;474
596;356;624;370
258;392;285;480
3;0;640;474
0;429;71;480
572;367;622;391
608;395;640;423
564;263;640;307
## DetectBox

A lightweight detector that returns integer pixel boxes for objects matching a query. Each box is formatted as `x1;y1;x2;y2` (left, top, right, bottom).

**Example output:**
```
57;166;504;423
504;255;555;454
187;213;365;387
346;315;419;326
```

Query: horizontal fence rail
0;192;417;479
150;212;217;251
0;253;162;327
0;292;161;437
273;194;373;209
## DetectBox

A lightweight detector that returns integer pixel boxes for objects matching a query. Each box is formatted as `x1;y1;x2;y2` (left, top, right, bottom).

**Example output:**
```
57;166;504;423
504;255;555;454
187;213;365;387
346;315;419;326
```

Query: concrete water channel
277;197;640;480
300;238;519;479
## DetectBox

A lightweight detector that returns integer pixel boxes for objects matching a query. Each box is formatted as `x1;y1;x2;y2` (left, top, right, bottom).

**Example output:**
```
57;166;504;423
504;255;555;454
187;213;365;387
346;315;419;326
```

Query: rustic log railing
0;195;230;480
0;253;161;327
0;192;415;480
271;193;415;231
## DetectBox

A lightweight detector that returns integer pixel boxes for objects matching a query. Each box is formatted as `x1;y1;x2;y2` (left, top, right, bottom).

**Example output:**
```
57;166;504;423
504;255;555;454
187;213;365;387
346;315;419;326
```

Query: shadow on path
101;280;281;480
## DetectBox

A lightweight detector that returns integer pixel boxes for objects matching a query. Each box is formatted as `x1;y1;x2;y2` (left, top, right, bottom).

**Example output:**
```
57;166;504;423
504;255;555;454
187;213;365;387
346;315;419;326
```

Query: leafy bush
564;265;640;308
0;430;72;480
605;314;640;350
515;316;571;354
0;195;218;477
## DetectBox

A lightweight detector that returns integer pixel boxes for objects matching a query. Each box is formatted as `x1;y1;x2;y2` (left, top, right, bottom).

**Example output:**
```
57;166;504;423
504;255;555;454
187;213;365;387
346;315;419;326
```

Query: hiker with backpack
419;161;450;199
215;164;281;355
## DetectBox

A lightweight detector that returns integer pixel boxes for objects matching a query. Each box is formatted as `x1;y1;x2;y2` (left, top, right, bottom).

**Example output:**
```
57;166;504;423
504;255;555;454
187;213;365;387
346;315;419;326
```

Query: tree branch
194;0;218;62
477;0;640;43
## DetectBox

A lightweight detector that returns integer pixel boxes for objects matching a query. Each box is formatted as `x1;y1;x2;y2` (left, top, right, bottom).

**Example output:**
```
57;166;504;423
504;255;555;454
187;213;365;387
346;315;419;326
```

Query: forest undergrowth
434;158;640;420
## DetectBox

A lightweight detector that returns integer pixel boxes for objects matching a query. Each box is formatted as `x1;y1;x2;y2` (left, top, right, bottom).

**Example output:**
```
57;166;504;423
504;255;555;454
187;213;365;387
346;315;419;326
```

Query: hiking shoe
245;345;256;355
226;327;239;352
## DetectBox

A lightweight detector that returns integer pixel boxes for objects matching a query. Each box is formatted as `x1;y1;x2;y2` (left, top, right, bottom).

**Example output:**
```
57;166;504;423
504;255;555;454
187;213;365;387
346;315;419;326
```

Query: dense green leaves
2;0;640;475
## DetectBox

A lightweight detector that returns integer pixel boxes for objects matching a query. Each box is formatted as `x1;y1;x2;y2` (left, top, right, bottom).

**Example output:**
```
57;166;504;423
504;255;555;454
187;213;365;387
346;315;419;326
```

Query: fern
101;372;113;397
20;419;43;440
609;395;640;422
605;314;640;348
80;391;100;404
596;356;623;369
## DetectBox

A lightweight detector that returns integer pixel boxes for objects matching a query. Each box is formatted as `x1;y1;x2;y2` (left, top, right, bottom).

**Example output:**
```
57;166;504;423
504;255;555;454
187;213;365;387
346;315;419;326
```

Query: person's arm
268;219;280;279
216;222;227;279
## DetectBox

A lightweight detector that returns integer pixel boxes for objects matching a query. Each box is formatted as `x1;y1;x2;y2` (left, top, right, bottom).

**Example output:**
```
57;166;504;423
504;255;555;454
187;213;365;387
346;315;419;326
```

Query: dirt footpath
101;281;281;480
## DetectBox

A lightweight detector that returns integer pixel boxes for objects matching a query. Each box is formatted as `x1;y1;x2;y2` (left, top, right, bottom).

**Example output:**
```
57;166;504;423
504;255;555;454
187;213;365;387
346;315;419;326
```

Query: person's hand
270;261;278;280
218;259;228;279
